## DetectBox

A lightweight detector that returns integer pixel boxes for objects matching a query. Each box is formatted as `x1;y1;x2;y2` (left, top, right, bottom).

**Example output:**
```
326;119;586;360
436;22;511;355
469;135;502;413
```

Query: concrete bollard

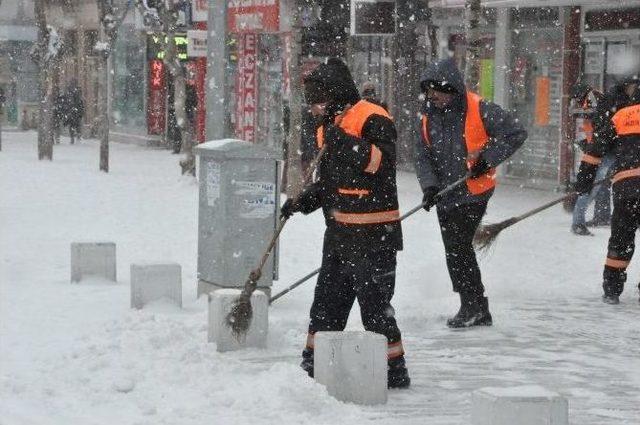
208;289;268;352
130;263;182;309
314;331;387;405
70;242;116;282
472;385;568;425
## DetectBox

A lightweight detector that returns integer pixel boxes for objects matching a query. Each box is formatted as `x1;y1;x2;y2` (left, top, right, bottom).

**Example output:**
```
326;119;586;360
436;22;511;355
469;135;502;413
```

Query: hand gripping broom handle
268;172;471;303
398;173;471;221
243;144;329;293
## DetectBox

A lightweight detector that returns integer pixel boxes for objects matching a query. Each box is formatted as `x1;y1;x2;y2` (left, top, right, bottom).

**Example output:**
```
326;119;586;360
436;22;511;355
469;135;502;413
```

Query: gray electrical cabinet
195;139;282;297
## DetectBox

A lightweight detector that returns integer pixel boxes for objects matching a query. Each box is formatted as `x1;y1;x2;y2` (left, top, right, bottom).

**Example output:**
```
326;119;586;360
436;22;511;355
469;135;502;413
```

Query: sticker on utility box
233;180;276;219
206;162;221;206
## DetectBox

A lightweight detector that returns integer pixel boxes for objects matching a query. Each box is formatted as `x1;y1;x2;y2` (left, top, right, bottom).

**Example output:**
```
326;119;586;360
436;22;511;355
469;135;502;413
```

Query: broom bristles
474;218;516;252
226;294;253;340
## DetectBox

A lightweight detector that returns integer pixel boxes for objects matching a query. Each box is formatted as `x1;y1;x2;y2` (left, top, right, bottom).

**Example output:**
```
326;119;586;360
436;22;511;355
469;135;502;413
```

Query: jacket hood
304;57;360;107
420;58;466;97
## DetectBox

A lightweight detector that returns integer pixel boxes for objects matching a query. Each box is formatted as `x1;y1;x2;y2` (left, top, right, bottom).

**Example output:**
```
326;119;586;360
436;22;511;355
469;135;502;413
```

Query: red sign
235;33;257;142
147;59;166;135
228;0;279;33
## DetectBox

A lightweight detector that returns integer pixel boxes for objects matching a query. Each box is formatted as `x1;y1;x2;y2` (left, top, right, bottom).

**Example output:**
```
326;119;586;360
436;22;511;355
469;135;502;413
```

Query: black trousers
437;201;488;296
603;196;640;296
307;240;402;345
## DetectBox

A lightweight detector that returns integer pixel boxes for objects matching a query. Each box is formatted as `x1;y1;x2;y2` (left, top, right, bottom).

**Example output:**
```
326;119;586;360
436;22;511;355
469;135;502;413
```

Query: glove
422;186;439;212
469;155;491;178
280;199;299;219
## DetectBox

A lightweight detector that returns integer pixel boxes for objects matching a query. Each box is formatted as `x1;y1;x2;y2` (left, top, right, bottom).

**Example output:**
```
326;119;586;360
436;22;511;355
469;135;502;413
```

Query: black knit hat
422;79;458;94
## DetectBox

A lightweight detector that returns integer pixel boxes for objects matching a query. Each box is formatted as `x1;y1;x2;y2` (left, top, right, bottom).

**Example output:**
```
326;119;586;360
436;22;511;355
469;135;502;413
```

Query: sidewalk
1;133;638;425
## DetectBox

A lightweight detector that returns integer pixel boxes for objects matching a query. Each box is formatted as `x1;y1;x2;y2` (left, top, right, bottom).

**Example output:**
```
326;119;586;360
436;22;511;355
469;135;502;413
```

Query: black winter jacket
297;60;403;253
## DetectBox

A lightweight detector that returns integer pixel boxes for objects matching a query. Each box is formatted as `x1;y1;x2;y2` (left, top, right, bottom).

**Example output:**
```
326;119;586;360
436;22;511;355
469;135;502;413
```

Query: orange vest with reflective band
612;104;640;137
420;91;496;195
316;100;392;148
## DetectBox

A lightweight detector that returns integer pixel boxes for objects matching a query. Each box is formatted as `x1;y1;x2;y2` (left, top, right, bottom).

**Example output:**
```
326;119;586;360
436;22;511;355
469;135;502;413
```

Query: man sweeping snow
280;57;410;388
414;58;527;328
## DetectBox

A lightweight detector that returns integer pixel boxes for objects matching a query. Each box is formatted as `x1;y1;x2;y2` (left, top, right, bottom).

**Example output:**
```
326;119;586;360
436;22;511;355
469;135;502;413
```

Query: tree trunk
99;52;109;172
464;0;482;91
284;1;303;197
425;0;438;60
35;0;53;161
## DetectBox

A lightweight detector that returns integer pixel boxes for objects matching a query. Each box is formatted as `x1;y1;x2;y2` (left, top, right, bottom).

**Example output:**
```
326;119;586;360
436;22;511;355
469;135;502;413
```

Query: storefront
502;7;565;183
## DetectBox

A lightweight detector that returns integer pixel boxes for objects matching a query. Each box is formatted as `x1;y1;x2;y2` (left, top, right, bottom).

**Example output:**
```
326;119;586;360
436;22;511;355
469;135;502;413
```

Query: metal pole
206;0;228;141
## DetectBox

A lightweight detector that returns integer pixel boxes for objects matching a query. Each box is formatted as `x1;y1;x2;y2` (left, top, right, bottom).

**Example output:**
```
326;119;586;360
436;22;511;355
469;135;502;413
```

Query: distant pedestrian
570;83;612;236
53;90;67;144
64;81;84;144
361;81;388;111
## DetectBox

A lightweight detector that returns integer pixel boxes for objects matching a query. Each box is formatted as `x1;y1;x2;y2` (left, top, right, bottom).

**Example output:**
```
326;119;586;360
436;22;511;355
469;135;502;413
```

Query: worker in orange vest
281;58;410;388
415;58;527;328
576;75;640;304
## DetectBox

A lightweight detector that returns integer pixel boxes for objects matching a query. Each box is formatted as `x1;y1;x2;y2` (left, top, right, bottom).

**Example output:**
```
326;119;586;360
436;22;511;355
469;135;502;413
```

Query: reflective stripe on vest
612;104;640;136
420;92;496;195
612;167;640;184
333;209;400;225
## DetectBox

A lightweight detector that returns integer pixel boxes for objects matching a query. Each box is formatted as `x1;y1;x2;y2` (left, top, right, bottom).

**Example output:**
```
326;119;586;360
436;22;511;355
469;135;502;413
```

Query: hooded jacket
415;58;527;211
296;58;403;253
577;77;640;199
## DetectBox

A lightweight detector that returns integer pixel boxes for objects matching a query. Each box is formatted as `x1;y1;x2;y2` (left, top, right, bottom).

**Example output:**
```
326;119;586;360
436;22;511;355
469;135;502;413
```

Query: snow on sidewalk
1;133;639;425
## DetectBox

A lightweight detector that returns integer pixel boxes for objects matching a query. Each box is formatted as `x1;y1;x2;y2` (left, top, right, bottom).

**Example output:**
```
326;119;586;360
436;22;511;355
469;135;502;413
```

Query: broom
226;144;328;339
474;179;607;252
267;173;472;304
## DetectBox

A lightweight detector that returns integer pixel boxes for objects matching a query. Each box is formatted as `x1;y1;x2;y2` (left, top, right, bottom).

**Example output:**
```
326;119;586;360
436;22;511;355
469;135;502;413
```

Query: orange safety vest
611;103;640;184
316;100;391;175
316;100;392;147
315;100;400;225
612;103;640;137
420;91;496;195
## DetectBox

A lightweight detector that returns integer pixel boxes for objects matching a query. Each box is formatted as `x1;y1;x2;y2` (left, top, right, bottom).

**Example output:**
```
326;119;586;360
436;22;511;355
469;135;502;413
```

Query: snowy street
1;133;639;424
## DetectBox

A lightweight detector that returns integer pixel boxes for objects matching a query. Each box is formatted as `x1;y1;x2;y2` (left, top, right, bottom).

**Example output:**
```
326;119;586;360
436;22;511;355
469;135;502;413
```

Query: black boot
300;347;314;378
447;293;493;328
388;355;410;389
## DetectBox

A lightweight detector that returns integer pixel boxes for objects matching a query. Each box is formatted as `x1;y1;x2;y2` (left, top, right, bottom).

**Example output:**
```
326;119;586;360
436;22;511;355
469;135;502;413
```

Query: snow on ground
1;132;639;425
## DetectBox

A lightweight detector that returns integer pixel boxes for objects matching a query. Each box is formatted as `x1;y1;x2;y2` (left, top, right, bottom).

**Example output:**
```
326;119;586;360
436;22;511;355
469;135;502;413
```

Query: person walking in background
65;81;84;144
281;57;410;388
53;88;67;144
575;75;640;304
570;83;613;236
415;58;527;328
361;81;388;111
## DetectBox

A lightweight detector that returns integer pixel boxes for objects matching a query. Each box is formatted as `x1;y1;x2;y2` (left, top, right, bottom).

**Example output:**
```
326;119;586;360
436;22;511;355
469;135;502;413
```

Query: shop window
585;8;640;31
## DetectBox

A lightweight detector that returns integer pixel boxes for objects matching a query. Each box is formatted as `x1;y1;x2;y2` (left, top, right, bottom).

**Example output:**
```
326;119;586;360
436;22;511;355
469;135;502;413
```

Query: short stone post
314;331;387;405
472;385;568;425
130;263;182;309
208;289;268;352
70;242;116;282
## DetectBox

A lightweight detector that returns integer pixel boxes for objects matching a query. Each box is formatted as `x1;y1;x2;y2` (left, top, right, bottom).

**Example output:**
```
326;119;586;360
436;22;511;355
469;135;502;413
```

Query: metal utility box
195;139;281;297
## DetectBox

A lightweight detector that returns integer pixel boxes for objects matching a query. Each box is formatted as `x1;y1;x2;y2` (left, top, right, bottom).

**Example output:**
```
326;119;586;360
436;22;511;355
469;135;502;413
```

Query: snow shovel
474;178;608;252
226;144;328;338
268;173;472;304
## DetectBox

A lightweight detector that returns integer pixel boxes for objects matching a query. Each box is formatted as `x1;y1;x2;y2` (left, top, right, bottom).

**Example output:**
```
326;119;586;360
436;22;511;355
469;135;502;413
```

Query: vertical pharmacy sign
229;0;279;142
235;33;257;142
